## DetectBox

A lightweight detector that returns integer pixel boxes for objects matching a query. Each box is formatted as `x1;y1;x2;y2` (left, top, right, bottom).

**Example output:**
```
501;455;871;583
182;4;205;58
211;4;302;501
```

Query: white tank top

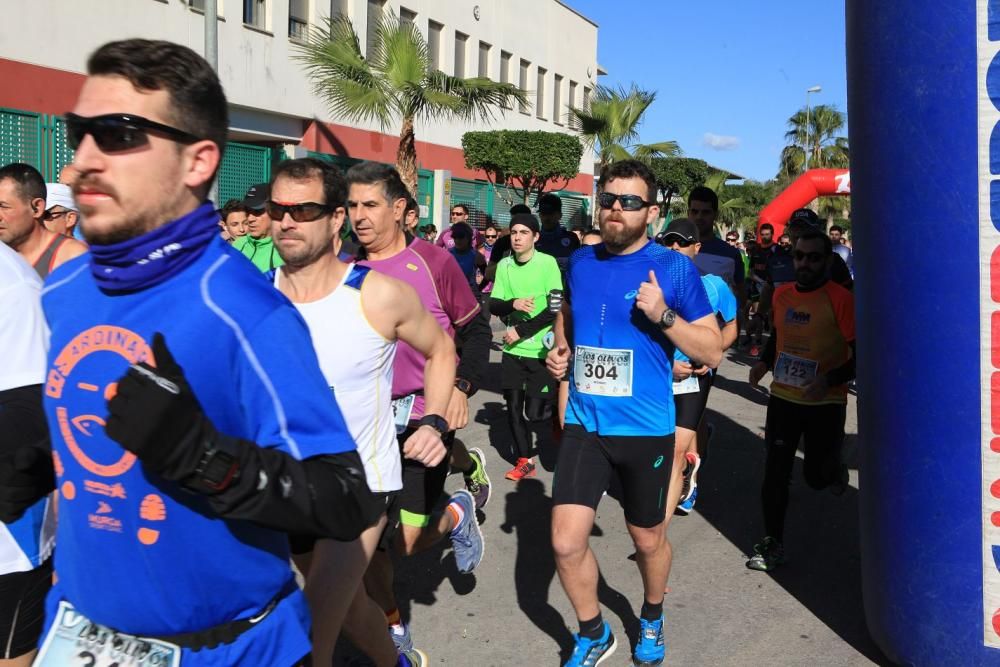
277;264;402;492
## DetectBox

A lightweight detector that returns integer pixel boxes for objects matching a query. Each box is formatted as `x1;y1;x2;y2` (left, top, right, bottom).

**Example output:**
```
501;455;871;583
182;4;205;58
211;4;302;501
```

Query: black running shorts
500;354;557;399
673;372;714;431
552;424;675;528
398;428;455;528
0;557;53;659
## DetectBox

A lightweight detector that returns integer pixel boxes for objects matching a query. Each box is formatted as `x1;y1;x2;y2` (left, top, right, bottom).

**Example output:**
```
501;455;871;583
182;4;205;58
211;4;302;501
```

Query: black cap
662;218;699;243
243;183;269;210
510;213;540;234
509;203;532;216
537;193;562;214
788;208;821;229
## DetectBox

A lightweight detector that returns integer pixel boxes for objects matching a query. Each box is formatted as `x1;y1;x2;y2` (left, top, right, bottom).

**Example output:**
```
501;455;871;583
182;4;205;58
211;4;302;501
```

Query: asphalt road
334;337;887;666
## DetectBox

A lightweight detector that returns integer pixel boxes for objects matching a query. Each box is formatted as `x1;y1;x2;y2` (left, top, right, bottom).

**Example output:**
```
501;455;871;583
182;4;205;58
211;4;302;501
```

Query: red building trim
0;58;593;194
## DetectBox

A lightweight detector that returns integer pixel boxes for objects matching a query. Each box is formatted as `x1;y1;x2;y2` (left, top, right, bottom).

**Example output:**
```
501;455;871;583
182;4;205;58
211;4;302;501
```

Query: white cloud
702;133;741;151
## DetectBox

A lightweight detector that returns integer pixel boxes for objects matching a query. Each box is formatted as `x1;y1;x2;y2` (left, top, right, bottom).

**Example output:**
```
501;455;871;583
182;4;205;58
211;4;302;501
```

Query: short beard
600;217;646;252
276;238;333;268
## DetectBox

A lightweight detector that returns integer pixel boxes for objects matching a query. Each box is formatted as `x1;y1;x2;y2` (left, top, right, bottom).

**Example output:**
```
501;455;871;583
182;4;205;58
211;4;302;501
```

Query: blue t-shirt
675;273;737;364
40;237;357;665
565;242;713;436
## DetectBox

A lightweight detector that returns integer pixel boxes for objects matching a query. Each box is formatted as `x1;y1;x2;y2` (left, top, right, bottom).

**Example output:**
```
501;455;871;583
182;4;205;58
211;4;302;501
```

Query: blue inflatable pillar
847;1;1000;664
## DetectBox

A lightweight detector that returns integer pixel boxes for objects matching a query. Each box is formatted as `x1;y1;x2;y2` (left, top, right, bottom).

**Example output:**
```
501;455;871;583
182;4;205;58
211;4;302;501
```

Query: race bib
36;600;181;666
672;375;701;395
392;394;416;435
574;346;633;397
773;352;819;388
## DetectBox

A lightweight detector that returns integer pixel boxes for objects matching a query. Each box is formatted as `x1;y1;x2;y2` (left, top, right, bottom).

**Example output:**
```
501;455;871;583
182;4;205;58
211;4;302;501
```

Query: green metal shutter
557;193;589;230
450;178;491;230
0;108;43;173
217;141;272;205
49;116;75;183
417;169;434;226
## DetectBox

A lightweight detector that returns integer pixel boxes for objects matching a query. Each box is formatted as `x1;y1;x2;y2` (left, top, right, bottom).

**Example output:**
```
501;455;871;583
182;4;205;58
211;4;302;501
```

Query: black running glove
104;333;380;540
0;442;55;523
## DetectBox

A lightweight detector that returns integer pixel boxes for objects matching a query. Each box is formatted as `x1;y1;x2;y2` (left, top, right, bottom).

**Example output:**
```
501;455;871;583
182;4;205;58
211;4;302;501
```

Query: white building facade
0;0;600;228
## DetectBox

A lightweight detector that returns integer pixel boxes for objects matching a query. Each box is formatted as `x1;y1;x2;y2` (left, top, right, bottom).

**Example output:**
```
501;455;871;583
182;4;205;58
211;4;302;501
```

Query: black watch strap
454;378;474;396
417;414;449;435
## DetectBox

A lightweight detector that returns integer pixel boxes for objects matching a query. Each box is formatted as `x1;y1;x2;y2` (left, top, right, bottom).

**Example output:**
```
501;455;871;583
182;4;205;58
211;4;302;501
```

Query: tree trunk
397;116;418;196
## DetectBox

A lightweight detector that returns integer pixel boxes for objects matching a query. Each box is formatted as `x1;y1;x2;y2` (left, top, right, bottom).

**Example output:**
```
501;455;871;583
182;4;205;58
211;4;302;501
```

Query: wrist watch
659;307;677;329
417;413;449;435
194;439;241;492
454;378;474;396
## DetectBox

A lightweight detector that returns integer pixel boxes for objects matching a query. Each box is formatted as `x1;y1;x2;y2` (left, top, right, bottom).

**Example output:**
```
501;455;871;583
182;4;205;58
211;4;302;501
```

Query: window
289;0;308;39
428;21;443;71
568;80;577;110
330;0;347;16
499;51;512;108
400;6;416;28
244;0;266;28
553;74;563;124
583;86;592;112
366;0;385;60
454;31;468;77
519;59;530;114
478;41;491;78
189;0;205;10
536;67;547;120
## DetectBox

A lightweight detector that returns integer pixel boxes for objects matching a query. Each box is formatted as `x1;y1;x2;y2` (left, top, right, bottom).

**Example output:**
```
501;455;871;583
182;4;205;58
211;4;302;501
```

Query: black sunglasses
793;250;825;262
266;200;335;222
663;236;694;248
597;192;653;211
64;113;201;152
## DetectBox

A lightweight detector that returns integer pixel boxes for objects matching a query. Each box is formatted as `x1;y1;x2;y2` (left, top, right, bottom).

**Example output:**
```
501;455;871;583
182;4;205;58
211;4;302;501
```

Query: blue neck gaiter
88;203;218;292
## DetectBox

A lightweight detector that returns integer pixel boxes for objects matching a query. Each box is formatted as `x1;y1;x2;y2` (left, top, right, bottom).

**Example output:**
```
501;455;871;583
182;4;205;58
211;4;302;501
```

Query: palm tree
778;104;849;180
569;84;680;172
295;12;527;194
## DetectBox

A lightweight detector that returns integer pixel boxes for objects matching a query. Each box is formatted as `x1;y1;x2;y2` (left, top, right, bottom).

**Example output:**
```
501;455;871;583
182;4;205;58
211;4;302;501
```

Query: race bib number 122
574;346;633;397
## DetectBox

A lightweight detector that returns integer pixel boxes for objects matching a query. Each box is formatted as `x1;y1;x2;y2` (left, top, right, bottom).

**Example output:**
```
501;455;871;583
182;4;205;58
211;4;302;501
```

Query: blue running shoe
675;487;698;516
633;616;665;666
564;622;617;666
397;648;428;666
449;490;484;573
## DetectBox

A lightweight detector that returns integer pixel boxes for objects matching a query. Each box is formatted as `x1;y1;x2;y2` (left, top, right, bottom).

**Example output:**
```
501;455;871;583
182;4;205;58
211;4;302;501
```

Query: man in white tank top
271;158;456;667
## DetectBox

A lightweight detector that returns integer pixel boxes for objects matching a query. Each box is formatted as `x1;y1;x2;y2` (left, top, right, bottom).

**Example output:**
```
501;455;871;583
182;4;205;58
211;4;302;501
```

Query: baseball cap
537;193;562;214
45;183;78;212
788;208;821;229
509;213;540;234
662;217;700;243
243;183;269;210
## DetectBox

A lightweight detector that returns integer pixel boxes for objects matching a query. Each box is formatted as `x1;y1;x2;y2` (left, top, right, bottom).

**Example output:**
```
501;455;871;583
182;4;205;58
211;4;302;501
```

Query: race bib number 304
36;601;181;666
574;346;633;397
773;352;819;388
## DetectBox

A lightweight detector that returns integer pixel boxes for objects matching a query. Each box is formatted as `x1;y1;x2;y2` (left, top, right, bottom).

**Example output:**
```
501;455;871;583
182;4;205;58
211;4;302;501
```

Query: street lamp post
205;0;220;205
805;85;822;171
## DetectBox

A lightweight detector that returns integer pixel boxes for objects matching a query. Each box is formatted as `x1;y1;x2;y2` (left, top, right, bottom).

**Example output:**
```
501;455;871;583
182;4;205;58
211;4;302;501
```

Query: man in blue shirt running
546;161;722;667
0;39;379;667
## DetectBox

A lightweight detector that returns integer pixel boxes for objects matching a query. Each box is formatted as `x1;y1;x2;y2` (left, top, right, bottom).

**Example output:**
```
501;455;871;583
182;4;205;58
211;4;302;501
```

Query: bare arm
664;313;722;368
720;318;739;351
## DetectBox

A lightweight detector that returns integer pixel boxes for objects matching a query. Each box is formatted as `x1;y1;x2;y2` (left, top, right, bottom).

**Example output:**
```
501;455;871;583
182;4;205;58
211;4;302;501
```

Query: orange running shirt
770;281;855;405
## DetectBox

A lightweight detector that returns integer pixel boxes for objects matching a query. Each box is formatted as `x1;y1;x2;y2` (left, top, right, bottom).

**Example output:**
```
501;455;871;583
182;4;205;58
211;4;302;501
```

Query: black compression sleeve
454;313;491;393
760;334;777;368
824;340;857;386
514;308;557;338
161;419;381;541
490;297;515;317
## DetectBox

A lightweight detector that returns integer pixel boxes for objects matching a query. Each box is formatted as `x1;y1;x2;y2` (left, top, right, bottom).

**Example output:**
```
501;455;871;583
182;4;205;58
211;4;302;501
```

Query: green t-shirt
492;250;563;359
235;234;284;273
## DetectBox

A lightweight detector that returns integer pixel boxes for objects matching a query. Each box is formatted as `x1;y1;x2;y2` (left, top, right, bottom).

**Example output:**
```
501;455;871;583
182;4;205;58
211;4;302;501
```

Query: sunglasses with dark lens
793;251;825;262
666;237;694;248
597;192;652;211
265;201;335;222
64;113;201;152
44;209;71;221
450;211;465;217
484;234;498;240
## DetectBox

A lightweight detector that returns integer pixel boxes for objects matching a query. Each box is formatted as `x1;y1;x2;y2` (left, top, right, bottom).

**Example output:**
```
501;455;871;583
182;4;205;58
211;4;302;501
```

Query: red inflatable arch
757;168;850;237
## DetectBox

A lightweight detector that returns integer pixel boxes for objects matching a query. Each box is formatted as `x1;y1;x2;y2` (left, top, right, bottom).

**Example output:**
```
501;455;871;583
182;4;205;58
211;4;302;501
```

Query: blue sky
566;0;848;182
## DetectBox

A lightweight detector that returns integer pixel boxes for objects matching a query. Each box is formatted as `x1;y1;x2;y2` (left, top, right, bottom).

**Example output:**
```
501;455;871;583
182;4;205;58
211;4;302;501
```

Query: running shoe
464;447;492;510
675;487;697;516
564;622;617;667
398;648;428;666
745;536;784;572
678;452;701;504
389;622;413;653
449;490;484;573
505;457;536;481
633;615;665;666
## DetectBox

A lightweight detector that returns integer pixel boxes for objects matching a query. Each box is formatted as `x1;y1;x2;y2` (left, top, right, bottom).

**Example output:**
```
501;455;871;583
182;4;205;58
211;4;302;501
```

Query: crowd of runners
0;39;857;667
